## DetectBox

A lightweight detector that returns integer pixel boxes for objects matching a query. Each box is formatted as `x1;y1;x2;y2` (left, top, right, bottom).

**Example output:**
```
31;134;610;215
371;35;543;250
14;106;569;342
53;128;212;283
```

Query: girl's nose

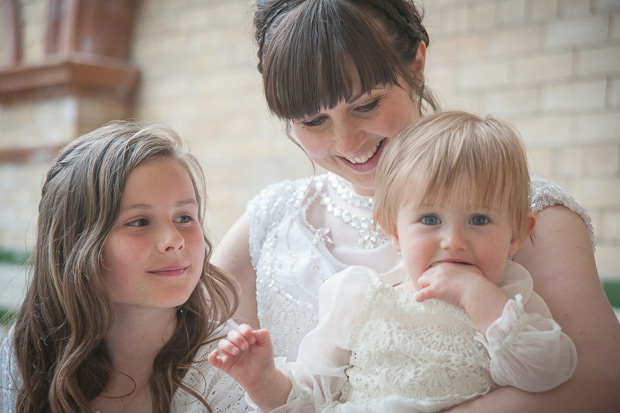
158;223;184;252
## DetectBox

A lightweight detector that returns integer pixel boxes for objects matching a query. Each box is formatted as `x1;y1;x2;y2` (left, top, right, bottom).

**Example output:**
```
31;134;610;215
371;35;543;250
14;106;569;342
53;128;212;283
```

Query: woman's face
291;80;419;196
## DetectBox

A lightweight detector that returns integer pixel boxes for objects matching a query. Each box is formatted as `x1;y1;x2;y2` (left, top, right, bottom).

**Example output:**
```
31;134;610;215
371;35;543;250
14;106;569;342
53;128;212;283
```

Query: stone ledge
0;54;140;103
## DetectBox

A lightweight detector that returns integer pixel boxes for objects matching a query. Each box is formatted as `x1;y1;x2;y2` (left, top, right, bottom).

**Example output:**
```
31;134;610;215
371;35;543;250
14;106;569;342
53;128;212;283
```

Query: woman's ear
411;41;426;75
509;212;536;256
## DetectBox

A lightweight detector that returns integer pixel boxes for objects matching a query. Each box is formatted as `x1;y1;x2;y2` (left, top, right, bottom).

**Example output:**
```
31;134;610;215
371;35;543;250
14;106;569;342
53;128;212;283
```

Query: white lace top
247;173;595;360
256;262;576;413
0;321;251;413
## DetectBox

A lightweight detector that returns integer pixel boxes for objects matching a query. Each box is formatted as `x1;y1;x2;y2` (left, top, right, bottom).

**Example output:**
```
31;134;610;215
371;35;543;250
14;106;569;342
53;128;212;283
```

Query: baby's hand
416;262;508;334
415;262;487;308
208;323;276;391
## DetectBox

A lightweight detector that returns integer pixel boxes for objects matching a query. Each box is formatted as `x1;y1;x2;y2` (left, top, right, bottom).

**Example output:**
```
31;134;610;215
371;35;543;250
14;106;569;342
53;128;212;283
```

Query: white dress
0;320;251;413
256;261;576;412
247;173;595;360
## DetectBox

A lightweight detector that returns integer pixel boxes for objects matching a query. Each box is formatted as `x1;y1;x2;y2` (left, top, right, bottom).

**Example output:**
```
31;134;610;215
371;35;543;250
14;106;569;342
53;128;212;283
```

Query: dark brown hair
12;121;238;412
254;0;438;120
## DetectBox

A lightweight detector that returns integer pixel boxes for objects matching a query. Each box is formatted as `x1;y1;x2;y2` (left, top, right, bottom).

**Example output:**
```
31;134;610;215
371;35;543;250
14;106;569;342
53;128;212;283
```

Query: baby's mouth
344;140;383;164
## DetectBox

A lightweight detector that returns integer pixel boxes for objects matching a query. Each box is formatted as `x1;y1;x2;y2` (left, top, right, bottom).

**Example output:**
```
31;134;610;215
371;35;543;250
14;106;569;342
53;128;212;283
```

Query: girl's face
291;81;419;196
101;158;205;314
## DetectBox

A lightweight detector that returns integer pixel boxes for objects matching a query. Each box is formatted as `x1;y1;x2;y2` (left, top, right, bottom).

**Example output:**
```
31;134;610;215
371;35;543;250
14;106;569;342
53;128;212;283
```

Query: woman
213;0;620;411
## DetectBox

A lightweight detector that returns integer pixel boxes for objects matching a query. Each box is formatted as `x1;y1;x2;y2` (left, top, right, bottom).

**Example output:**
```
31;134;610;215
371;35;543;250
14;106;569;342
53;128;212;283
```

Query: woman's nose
158;223;185;252
332;119;365;157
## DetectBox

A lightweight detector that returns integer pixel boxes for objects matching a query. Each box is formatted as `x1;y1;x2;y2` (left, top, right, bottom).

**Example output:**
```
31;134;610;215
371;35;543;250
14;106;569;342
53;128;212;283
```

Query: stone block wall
1;0;618;290
422;0;620;280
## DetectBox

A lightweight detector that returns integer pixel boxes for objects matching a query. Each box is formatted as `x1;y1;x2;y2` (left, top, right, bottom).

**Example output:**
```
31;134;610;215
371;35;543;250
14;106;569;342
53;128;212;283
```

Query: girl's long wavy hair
12;121;238;412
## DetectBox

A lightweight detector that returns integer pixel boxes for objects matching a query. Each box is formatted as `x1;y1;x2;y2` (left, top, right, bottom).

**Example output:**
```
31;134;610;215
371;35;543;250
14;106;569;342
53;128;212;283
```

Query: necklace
319;174;388;249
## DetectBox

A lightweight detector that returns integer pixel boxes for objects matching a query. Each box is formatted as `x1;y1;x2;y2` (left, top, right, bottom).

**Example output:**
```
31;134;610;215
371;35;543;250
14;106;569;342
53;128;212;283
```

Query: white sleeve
479;292;577;392
255;266;375;412
0;328;19;413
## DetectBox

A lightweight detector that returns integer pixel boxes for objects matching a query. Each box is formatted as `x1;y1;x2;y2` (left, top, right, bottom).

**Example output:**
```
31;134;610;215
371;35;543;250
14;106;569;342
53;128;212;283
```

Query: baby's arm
208;324;292;411
416;262;576;392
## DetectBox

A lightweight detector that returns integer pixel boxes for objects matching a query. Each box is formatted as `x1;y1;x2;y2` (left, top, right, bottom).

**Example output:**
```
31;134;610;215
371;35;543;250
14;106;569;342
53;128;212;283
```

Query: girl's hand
208;323;276;391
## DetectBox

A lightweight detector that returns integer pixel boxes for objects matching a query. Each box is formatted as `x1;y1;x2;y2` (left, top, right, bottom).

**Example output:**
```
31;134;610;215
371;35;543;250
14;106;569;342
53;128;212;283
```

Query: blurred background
1;0;619;320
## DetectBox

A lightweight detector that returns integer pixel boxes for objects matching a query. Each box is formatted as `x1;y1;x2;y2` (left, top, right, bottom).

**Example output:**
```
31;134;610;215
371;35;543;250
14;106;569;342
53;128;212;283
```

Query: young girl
0;121;250;412
209;111;577;412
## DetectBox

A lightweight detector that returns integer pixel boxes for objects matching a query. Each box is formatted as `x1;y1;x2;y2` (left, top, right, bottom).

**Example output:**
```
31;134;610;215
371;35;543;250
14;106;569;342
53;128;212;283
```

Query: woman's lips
345;140;382;164
340;139;386;172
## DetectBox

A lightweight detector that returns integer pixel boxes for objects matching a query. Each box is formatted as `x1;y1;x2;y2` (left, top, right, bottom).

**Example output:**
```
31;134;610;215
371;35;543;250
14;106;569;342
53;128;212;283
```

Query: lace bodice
258;263;576;413
246;173;595;360
0;321;251;413
341;273;496;409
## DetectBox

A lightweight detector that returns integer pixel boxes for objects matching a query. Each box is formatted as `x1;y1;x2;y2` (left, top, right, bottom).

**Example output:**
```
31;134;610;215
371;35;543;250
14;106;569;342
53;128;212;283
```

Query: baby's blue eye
421;215;440;225
471;215;489;225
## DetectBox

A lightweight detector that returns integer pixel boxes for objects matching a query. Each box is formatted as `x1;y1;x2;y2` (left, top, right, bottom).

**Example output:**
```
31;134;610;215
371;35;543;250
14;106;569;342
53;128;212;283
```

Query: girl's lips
148;265;188;276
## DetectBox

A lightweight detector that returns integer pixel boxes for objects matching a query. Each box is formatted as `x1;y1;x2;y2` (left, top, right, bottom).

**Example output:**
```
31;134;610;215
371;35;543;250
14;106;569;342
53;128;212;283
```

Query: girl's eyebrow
120;199;198;212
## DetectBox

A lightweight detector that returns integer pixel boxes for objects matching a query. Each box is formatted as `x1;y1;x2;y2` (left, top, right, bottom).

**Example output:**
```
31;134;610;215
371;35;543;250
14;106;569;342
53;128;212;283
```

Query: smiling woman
211;1;620;412
0;121;250;412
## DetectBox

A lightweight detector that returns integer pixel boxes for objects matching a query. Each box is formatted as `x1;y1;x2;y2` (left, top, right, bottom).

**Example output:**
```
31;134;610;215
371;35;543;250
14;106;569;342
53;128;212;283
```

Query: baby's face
388;189;523;290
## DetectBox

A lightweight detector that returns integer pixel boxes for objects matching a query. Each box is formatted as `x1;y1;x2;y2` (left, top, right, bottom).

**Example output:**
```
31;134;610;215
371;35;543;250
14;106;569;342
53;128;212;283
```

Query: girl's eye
421;215;440;225
127;218;148;227
471;215;489;225
301;115;327;127
174;215;194;224
356;99;380;113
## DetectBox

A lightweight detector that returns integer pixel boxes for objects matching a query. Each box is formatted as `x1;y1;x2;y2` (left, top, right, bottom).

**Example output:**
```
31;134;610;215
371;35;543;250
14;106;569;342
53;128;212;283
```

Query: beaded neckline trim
319;174;388;249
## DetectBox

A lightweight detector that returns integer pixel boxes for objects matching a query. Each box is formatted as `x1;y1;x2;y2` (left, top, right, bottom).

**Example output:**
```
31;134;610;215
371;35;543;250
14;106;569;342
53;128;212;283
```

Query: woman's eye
471;215;489;225
127;218;148;227
421;215;440;225
302;115;327;127
356;99;380;113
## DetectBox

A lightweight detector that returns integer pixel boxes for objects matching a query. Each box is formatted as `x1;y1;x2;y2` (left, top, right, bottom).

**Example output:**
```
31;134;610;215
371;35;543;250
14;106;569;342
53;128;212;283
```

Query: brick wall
422;0;620;280
1;0;618;288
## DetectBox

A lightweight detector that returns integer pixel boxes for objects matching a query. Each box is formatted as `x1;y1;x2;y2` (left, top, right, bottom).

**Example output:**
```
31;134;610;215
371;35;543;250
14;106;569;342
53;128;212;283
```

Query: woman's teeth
346;142;381;164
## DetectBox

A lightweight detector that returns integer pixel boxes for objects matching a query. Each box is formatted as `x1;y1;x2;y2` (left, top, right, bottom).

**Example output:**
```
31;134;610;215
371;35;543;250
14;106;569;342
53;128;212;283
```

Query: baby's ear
508;213;536;256
387;230;402;253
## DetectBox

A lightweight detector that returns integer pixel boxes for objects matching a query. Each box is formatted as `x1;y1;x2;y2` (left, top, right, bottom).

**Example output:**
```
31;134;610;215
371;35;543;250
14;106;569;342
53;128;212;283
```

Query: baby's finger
226;329;251;352
237;323;257;345
208;348;224;368
218;338;242;356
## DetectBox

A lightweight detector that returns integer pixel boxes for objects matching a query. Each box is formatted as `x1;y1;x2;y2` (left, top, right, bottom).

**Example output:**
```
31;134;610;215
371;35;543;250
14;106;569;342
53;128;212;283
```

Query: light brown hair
12;121;237;412
375;111;531;238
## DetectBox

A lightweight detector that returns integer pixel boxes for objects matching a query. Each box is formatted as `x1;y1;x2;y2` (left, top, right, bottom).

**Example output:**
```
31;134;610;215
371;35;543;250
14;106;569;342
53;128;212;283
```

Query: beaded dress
247;173;595;360
0;321;251;413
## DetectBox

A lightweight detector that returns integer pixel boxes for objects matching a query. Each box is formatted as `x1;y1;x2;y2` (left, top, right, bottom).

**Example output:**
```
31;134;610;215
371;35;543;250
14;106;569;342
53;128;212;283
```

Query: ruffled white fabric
0;321;251;413
247;173;594;360
253;263;576;412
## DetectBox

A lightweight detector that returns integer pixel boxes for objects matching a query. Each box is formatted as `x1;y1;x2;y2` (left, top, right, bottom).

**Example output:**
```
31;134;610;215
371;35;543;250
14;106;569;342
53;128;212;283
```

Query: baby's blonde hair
375;110;530;238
